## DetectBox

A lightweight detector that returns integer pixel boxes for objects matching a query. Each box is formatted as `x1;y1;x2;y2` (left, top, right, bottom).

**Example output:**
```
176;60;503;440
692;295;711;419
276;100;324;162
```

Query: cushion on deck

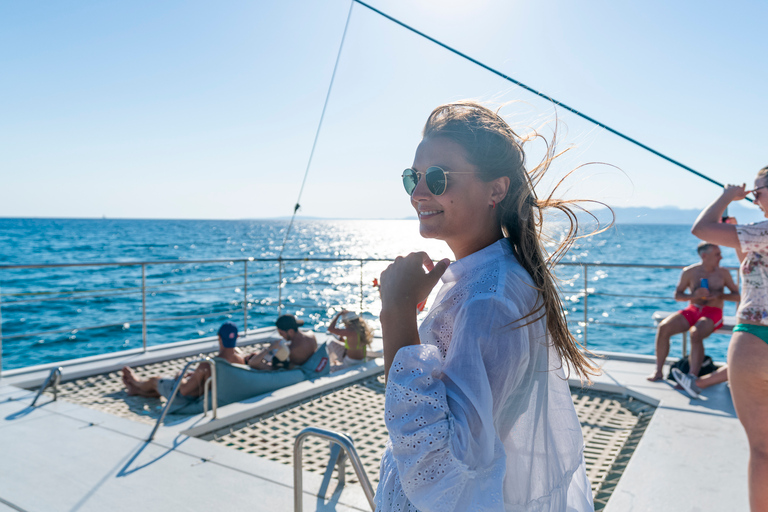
167;343;330;415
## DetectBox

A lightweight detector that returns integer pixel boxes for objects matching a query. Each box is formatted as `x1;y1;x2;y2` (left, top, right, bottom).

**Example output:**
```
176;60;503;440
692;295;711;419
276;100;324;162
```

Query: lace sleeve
384;296;530;511
737;221;768;254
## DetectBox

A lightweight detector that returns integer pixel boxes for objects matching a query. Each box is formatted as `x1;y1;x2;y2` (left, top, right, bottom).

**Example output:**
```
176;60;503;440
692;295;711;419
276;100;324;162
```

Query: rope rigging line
278;1;356;259
352;0;750;201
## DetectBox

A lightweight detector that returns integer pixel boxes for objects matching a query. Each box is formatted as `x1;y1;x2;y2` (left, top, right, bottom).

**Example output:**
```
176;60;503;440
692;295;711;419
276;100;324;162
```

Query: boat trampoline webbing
206;374;654;510
42;355;653;510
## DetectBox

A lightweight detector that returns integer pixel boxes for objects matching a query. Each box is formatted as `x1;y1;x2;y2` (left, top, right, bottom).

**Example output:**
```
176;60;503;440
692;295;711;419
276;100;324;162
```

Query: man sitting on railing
121;321;245;398
245;314;317;370
647;243;739;382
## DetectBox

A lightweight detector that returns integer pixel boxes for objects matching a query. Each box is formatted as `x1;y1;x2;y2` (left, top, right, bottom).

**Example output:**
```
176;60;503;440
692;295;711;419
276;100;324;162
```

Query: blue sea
0;218;741;370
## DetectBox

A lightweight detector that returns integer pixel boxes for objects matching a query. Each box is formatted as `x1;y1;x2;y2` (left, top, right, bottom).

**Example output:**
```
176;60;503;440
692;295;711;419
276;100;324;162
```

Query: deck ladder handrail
147;356;217;441
293;426;375;511
30;366;62;407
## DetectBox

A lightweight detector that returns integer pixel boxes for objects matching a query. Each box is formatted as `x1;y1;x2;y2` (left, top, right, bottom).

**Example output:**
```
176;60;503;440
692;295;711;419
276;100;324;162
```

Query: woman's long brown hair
423;101;609;382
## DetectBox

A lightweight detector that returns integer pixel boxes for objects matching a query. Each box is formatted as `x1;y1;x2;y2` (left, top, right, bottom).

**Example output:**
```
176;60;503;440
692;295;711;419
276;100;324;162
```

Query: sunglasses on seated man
401;166;475;196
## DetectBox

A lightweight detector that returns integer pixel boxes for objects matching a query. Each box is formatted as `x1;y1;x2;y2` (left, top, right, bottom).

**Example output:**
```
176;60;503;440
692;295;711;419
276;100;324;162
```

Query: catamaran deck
0;329;749;511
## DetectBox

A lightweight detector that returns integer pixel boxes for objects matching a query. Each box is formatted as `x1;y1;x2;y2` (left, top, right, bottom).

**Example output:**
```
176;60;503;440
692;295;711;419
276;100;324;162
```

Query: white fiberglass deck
0;336;749;511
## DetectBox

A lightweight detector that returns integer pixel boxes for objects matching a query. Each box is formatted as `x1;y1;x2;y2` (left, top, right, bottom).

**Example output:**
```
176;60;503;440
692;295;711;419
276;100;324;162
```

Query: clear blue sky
1;0;766;220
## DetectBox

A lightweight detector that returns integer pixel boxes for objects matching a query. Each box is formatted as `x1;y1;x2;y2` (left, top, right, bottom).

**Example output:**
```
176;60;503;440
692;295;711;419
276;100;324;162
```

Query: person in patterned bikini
690;167;768;511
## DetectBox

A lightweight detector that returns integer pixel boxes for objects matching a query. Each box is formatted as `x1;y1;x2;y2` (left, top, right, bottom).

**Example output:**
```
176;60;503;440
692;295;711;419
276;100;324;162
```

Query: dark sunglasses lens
402;169;418;195
425;167;447;195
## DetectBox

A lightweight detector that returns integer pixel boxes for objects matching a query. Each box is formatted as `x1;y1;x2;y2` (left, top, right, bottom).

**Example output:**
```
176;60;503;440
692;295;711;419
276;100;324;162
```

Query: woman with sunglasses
690;166;768;511
375;102;597;511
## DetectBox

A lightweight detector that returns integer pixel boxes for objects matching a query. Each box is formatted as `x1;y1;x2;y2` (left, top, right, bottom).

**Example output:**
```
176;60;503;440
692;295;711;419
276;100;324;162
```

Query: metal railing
293;427;375;511
30;366;62;406
0;256;395;375
148;356;217;441
0;257;741;376
556;261;740;346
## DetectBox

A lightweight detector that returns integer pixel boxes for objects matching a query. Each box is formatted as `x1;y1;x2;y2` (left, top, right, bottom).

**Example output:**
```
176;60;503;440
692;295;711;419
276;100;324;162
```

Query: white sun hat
340;311;360;323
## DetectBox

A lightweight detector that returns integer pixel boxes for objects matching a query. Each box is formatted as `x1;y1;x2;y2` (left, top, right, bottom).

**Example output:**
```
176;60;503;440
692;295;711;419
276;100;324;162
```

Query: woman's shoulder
736;221;768;251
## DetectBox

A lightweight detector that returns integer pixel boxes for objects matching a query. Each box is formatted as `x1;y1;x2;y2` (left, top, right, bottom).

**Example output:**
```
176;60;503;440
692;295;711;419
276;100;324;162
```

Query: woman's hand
379;252;450;312
723;183;748;202
379;252;449;382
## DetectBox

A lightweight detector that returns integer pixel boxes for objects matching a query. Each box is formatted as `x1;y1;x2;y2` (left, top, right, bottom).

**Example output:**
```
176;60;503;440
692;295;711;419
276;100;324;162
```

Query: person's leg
648;313;690;381
121;366;162;397
728;332;768;511
688;318;715;376
249;357;273;370
696;364;728;389
327;338;347;365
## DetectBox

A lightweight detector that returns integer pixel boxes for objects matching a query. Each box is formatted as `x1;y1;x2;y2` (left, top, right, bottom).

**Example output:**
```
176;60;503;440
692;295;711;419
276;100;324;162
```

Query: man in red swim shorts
647;243;740;382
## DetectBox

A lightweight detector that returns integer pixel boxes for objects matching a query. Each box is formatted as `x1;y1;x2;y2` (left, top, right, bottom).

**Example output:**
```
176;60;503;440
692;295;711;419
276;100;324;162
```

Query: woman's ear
490;176;510;203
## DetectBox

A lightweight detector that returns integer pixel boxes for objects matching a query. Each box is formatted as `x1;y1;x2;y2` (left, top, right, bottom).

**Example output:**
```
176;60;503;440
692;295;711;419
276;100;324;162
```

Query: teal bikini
733;323;768;345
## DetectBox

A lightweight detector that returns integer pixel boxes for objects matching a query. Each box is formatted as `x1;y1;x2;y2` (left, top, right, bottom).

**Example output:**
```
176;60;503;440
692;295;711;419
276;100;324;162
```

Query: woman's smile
409;136;502;259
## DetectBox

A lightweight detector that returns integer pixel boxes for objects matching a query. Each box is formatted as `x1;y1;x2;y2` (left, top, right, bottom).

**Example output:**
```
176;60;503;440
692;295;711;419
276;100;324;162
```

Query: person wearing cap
327;309;373;370
121;321;245;398
245;314;317;370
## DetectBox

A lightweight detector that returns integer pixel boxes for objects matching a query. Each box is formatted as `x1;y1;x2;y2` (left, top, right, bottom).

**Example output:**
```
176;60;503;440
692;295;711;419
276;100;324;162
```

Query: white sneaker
672;368;701;399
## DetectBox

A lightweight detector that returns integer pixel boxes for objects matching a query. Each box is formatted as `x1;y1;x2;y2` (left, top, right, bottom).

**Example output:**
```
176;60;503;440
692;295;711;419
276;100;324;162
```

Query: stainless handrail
30;367;62;406
293;427;375;511
0;257;742;376
0;255;400;270
141;264;147;351
147;356;217;441
202;364;218;418
0;285;3;378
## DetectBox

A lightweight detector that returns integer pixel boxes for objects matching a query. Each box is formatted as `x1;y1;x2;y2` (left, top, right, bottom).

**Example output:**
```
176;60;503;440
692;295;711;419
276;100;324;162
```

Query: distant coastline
0;203;763;225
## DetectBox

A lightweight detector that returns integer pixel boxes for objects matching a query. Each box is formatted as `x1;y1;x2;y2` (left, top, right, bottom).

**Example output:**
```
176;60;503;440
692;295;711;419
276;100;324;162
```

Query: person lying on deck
244;314;317;370
121;321;244;398
647;242;739;382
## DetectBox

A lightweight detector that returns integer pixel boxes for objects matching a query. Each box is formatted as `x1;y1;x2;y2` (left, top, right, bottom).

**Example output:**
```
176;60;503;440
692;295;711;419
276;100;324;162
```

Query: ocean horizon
0;217;745;370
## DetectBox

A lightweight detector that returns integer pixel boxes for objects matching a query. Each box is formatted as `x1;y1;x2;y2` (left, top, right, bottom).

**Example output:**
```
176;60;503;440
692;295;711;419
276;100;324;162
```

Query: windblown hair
758;166;768;181
422;101;605;382
346;317;374;347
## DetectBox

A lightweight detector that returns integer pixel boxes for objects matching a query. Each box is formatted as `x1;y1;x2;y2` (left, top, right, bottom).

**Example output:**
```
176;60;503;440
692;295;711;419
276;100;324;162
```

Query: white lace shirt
375;239;593;512
736;220;768;324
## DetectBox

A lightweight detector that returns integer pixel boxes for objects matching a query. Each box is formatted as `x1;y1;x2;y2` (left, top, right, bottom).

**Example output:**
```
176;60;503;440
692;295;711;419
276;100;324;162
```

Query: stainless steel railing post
359;259;364;314
243;260;248;334
142;264;147;352
278;258;283;315
294;427;375;511
0;285;3;380
583;263;589;348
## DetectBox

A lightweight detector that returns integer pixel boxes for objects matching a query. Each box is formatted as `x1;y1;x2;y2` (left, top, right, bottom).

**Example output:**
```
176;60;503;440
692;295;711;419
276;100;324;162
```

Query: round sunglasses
750;186;768;200
401;166;474;196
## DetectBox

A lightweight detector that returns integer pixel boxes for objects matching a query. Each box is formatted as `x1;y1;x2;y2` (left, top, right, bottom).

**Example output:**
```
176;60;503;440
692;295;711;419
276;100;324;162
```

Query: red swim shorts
679;304;723;330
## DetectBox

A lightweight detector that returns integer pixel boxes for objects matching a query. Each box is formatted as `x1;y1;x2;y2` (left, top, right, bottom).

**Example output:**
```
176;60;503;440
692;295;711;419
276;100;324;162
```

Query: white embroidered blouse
375;239;593;512
736;220;768;325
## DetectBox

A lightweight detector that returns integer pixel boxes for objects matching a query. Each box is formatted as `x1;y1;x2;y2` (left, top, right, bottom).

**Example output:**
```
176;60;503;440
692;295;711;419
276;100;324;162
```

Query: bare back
289;330;318;366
